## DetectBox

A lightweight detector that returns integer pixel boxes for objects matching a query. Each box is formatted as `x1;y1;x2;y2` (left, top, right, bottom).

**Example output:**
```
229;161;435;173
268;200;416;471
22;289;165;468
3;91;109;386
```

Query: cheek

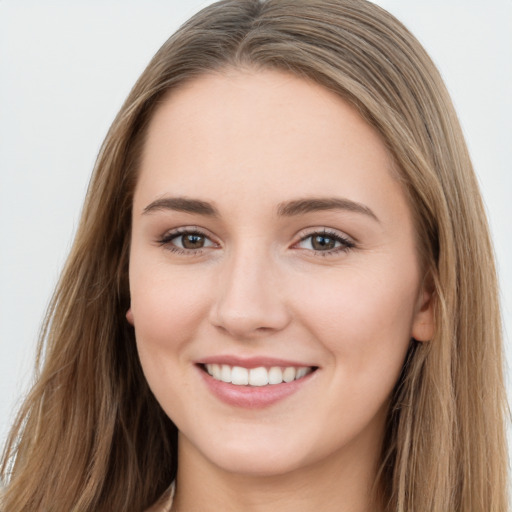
128;260;211;379
288;261;419;440
130;257;207;331
128;264;217;424
293;260;419;369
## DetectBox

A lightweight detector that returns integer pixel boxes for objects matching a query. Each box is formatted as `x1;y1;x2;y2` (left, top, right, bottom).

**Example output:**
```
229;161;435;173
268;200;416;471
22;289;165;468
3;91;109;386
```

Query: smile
203;364;314;386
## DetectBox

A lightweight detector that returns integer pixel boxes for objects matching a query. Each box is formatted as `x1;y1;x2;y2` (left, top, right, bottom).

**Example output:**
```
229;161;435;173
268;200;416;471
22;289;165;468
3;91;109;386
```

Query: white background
1;1;511;448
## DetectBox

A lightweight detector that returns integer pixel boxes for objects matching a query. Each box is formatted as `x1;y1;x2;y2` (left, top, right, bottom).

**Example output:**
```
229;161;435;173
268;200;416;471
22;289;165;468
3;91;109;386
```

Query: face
128;69;433;478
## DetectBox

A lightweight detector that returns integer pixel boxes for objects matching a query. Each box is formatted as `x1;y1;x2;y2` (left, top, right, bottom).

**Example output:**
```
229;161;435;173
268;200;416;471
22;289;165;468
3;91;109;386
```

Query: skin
127;68;434;512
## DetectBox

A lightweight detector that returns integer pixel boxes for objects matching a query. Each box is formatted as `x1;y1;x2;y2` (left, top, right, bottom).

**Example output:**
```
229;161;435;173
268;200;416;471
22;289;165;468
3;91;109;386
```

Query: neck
172;432;385;512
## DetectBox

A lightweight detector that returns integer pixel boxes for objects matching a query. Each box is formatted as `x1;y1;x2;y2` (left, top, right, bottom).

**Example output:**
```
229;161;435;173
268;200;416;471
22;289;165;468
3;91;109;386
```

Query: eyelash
295;229;355;257
157;227;215;255
157;227;355;256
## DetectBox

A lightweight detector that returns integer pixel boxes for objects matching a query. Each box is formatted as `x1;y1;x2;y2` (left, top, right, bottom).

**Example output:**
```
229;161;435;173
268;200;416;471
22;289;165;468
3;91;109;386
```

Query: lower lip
198;366;316;408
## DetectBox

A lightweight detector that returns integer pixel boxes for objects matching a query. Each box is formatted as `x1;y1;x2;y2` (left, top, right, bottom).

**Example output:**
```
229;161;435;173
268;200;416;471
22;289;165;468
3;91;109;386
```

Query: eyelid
292;227;356;254
295;226;355;243
157;226;220;252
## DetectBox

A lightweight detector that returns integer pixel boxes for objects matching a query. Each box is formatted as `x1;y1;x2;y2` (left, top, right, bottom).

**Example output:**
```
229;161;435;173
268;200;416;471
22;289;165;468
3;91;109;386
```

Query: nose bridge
209;240;290;337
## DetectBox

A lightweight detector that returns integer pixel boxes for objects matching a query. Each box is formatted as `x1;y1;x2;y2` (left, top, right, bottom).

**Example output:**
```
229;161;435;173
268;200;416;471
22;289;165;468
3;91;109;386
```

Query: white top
145;482;175;512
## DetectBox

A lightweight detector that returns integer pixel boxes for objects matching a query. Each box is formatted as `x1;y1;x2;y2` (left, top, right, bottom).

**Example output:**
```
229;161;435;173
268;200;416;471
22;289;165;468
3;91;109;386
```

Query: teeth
231;366;249;385
283;367;296;382
248;367;269;386
296;367;308;379
268;366;283;385
211;364;221;380
220;364;231;383
204;364;313;386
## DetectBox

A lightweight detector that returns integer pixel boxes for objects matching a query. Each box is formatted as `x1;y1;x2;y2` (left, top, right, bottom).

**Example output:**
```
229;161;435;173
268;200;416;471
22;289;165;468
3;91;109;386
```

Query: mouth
196;356;319;408
200;363;317;387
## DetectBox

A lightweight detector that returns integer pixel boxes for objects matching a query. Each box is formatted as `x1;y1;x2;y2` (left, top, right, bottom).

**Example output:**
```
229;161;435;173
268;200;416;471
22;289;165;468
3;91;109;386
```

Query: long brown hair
1;1;508;510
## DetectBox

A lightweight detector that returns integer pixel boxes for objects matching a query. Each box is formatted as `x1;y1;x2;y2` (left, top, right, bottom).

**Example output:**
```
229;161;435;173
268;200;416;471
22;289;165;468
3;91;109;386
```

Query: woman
1;1;508;511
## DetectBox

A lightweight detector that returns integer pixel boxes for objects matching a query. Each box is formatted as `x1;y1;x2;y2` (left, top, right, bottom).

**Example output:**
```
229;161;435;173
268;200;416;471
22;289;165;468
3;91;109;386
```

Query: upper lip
197;355;317;369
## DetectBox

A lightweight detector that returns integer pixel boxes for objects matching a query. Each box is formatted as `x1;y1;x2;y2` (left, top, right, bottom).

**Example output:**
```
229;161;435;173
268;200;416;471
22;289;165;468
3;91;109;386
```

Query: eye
174;232;211;250
296;230;355;254
158;228;217;253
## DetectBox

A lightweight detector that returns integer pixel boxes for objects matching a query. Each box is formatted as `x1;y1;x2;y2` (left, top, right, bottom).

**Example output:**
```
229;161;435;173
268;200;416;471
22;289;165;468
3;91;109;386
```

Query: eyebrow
143;197;219;216
277;197;379;222
142;195;379;222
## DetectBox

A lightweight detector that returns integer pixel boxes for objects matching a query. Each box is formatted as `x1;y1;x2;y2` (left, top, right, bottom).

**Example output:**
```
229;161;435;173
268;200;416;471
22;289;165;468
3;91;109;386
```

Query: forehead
135;68;408;227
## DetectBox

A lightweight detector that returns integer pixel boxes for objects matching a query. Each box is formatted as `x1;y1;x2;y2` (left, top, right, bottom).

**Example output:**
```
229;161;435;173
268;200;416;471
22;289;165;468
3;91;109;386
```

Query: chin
211;448;308;477
182;430;314;477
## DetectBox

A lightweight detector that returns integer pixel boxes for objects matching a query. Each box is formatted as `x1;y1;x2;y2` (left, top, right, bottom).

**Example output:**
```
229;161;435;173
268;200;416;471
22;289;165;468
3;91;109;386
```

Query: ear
411;277;435;342
126;307;134;326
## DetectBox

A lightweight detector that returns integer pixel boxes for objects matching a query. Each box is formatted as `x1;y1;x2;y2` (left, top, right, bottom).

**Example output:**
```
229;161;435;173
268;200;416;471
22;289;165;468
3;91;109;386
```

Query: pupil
312;235;335;250
182;234;204;249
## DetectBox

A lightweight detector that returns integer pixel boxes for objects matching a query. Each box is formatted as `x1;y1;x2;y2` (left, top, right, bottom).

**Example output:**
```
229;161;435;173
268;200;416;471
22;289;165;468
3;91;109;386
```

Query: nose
208;247;291;339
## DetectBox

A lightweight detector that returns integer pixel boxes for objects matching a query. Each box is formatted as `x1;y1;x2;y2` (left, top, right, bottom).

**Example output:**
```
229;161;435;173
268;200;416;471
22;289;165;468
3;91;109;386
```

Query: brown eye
159;229;217;252
182;233;206;249
311;234;336;250
296;230;355;255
